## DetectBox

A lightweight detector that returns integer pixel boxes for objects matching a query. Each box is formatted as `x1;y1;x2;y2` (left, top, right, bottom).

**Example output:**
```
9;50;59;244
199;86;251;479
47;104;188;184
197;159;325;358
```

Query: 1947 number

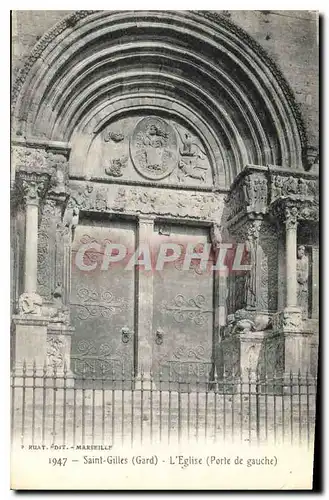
48;458;67;466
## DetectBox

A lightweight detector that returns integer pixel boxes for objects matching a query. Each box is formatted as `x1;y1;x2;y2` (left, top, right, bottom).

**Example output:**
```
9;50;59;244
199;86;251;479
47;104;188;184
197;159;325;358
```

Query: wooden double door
70;216;217;385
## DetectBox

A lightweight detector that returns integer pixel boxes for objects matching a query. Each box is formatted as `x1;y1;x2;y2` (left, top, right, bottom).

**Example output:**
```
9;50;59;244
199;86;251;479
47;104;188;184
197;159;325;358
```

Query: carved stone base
217;332;265;385
264;330;314;378
272;306;303;333
12;315;49;368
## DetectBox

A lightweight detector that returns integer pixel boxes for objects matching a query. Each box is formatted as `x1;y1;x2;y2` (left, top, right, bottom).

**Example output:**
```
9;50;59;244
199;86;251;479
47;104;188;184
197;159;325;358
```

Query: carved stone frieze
227;166;319;226
89;114;212;187
271;174;318;202
12;146;48;172
65;182;224;222
226;169;268;223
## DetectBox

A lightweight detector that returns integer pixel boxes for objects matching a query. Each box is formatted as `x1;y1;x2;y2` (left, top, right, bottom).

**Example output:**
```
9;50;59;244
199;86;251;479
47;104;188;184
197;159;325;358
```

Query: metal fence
11;362;317;449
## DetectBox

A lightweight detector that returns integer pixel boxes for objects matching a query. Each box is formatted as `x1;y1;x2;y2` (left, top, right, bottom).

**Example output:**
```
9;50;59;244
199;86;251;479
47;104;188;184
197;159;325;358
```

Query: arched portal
12;11;317;387
12;10;307;185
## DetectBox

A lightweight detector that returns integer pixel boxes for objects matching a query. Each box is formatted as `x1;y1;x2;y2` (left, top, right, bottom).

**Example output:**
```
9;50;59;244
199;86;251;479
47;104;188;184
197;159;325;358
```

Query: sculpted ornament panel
88;115;212;187
271;175;318;201
130;117;178;180
12;146;48;171
47;336;64;367
65;182;224;222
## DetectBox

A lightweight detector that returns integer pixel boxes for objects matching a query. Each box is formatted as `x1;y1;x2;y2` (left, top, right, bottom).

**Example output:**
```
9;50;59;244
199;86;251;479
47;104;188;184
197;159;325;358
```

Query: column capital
16;169;51;206
138;214;155;226
284;205;299;230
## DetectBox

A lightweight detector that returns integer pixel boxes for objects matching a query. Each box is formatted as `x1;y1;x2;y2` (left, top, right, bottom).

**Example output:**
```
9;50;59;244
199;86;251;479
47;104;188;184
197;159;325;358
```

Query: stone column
245;219;262;310
284;206;298;309
16;171;51;310
12;170;51;372
271;205;307;378
136;215;155;387
19;174;49;305
24;199;39;293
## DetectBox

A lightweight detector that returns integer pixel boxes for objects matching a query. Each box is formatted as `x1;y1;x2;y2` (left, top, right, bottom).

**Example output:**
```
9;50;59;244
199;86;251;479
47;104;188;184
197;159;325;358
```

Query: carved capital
284;205;299;230
243;172;268;214
246;219;262;244
16;170;51;205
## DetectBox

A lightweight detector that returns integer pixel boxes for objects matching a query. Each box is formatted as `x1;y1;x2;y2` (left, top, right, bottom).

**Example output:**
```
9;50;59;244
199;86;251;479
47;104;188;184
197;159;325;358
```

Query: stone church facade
11;11;319;384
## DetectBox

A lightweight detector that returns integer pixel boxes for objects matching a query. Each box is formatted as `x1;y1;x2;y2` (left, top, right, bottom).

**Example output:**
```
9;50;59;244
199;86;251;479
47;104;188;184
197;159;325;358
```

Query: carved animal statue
105;156;128;177
178;159;207;182
174;127;207;159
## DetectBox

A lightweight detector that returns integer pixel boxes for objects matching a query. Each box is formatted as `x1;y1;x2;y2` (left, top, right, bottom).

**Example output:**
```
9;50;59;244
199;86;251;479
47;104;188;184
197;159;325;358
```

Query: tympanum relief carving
86;115;213;187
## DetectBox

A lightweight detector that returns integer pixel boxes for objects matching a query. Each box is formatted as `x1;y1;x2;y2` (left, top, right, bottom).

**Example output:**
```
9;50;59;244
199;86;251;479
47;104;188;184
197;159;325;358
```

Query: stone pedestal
217;332;265;384
265;329;313;377
12;315;49;370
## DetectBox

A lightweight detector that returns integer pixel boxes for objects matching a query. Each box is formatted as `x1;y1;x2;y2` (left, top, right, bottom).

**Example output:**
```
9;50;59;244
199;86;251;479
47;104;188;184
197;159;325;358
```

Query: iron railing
11;362;317;449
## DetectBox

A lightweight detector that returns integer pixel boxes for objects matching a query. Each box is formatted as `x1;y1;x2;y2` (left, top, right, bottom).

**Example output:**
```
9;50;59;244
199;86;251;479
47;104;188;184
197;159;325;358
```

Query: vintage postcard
10;10;319;490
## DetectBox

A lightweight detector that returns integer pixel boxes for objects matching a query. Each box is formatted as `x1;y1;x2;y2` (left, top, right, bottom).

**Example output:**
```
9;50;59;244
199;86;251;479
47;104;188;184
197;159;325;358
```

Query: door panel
152;223;214;387
70;218;136;386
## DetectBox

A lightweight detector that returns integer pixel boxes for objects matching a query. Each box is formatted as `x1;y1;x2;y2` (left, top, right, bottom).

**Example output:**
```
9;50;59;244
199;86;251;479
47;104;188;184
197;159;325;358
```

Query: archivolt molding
197;10;308;155
12;10;308;188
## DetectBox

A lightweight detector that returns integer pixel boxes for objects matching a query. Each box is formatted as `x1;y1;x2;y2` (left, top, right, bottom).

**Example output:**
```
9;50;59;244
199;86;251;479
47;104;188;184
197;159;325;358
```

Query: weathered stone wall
11;10;319;150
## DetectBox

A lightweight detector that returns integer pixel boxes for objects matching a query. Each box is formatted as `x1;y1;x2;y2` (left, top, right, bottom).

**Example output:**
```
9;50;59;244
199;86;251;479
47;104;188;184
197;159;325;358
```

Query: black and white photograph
9;9;320;490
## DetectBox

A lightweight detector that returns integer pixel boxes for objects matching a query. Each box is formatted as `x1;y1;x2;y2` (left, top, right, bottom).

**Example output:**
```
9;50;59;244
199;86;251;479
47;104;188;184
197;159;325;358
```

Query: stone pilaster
136;215;155;387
